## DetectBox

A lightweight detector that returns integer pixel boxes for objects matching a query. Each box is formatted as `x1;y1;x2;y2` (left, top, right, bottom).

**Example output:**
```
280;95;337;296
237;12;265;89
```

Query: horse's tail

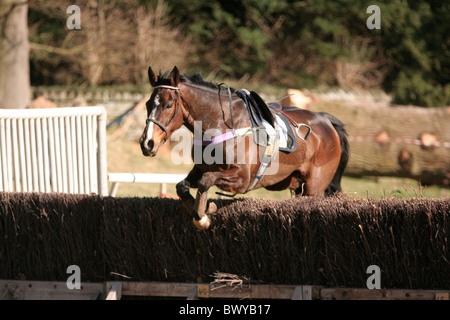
320;112;350;196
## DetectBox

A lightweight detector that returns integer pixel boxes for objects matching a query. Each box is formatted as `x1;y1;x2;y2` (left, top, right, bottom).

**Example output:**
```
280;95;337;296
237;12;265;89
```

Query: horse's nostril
147;139;154;151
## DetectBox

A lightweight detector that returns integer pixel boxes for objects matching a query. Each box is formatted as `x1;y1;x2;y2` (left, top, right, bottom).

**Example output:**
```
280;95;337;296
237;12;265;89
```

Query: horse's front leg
192;172;219;230
176;166;202;214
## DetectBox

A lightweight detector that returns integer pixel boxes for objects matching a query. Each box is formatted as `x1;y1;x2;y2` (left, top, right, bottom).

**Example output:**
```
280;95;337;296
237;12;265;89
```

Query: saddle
236;89;297;153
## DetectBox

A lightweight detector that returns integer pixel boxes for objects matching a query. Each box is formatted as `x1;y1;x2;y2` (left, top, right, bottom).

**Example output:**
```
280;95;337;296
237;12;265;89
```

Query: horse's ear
148;66;158;87
170;66;180;87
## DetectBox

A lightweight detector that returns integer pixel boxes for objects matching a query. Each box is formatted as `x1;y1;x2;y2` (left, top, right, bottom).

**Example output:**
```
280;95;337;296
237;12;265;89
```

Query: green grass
341;176;449;199
107;135;449;199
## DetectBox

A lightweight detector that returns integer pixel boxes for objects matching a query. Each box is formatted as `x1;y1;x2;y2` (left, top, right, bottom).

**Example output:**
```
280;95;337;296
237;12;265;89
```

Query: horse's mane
158;70;236;93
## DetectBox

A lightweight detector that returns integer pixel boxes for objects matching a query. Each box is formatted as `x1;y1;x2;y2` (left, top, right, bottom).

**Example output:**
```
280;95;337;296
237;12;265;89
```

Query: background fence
0;107;108;196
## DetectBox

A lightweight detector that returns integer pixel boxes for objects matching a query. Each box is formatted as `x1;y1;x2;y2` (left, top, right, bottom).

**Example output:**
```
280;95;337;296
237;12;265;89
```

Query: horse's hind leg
302;162;340;196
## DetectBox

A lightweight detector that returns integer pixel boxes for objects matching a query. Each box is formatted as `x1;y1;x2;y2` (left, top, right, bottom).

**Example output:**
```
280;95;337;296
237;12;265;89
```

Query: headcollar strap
154;85;180;90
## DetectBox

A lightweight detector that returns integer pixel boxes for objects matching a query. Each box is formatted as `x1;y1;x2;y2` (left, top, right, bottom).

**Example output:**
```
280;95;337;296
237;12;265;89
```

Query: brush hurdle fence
0;194;449;300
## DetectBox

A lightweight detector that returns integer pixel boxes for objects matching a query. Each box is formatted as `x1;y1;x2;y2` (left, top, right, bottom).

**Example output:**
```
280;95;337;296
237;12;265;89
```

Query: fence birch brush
0;192;448;289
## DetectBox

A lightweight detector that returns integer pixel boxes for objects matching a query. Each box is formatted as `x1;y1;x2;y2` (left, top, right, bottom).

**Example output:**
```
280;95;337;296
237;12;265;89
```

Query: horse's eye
164;101;174;109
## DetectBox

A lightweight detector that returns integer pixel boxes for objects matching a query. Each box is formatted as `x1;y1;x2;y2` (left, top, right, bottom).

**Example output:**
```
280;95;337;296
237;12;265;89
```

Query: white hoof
207;202;217;214
193;215;211;231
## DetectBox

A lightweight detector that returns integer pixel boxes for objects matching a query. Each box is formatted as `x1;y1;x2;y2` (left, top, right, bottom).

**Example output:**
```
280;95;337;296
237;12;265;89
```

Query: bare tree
132;0;192;85
0;1;30;108
30;0;130;85
29;0;192;86
334;37;388;91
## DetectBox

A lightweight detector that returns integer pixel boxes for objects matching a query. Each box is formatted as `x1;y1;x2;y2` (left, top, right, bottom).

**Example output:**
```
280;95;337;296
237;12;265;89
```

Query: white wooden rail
0;107;108;196
107;173;187;197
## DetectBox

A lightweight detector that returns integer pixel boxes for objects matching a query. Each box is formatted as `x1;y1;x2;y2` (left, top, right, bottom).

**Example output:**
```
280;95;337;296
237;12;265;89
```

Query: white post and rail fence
0;107;181;197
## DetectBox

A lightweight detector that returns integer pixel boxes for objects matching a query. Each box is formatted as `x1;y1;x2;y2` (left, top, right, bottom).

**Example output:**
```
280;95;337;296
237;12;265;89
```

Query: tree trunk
0;1;30;109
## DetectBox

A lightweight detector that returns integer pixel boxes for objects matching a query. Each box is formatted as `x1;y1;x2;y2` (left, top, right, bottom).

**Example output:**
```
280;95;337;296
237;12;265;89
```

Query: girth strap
247;121;280;191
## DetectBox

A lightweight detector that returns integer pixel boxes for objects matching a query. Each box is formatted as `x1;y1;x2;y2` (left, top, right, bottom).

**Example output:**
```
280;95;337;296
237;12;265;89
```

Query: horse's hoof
207;202;217;214
193;215;211;231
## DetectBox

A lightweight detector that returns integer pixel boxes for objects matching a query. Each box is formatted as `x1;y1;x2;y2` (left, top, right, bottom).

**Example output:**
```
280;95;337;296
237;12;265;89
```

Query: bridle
145;85;182;143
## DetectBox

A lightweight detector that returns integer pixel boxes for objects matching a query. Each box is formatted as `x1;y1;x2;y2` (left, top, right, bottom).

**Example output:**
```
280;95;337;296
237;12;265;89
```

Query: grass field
107;136;449;200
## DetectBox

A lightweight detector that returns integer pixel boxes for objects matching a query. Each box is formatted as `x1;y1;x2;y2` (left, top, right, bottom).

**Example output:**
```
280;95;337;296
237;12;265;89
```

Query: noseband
145;85;181;143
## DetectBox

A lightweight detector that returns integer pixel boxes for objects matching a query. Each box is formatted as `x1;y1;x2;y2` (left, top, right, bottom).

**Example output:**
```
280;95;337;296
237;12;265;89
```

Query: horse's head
140;66;185;157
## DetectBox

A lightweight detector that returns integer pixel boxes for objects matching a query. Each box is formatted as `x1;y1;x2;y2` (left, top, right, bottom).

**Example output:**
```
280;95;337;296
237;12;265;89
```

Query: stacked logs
282;91;450;186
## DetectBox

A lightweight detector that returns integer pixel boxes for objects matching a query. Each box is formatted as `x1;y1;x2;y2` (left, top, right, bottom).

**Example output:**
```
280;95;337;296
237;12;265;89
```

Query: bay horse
140;66;349;230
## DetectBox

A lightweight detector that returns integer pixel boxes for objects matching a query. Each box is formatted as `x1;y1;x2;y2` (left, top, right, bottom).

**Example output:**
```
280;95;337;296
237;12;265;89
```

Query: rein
146;83;275;193
218;83;235;130
149;83;249;147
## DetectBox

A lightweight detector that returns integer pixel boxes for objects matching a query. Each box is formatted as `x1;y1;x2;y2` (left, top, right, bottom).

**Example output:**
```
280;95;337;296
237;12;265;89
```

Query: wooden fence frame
1;280;448;300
